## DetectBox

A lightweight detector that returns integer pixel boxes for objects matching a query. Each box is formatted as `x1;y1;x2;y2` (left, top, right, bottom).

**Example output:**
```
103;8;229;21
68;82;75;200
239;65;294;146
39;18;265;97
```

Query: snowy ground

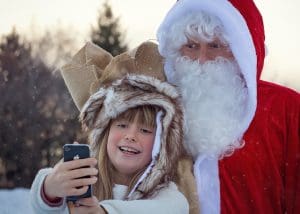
0;188;32;214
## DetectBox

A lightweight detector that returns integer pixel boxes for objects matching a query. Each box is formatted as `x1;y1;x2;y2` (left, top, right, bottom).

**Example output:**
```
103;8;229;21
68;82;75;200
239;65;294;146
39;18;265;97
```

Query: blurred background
0;0;299;189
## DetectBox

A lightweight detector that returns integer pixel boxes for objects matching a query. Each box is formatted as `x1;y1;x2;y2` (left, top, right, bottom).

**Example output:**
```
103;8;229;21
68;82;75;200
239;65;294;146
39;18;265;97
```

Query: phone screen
63;144;92;202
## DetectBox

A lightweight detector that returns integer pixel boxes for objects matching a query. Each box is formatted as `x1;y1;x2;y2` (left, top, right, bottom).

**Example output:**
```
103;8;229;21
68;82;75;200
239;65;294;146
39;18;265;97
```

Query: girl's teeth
119;146;140;154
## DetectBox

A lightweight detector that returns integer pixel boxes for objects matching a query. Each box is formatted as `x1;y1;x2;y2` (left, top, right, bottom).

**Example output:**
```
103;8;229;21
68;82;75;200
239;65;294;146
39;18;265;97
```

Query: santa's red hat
157;0;265;155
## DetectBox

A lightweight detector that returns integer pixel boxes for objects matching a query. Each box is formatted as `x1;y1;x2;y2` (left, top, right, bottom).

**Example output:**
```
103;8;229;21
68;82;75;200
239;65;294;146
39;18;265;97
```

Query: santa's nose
194;48;209;64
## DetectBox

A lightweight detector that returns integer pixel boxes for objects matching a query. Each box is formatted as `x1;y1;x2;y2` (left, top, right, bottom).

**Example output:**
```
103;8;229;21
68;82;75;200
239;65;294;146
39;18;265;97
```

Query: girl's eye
117;123;127;128
140;128;153;134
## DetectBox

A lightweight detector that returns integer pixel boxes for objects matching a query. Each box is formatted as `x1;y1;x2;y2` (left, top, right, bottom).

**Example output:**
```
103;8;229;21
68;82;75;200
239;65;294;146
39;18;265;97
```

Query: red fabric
41;179;63;207
219;80;300;213
228;0;265;80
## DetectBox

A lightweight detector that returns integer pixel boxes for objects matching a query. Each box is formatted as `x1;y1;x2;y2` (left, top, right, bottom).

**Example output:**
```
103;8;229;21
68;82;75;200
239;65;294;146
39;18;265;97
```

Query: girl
30;41;189;214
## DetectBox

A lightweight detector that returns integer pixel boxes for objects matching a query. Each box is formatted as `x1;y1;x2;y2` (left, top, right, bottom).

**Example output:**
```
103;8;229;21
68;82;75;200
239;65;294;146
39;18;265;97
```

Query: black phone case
63;144;92;202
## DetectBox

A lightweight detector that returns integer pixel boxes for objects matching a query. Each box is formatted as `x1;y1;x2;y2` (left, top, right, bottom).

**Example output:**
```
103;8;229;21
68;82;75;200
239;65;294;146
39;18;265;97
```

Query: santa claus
157;0;300;213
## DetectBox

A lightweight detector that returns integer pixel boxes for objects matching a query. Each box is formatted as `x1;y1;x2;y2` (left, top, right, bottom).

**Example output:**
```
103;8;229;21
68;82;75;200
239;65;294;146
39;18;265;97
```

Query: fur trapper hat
60;41;184;200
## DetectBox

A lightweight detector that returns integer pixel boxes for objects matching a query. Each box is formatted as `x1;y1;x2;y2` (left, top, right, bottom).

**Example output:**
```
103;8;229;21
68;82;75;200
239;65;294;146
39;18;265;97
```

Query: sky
1;0;299;91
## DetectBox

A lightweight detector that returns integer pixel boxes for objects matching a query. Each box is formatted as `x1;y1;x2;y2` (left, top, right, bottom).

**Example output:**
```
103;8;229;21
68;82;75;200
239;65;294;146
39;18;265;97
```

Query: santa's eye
208;42;222;49
186;43;197;49
208;41;230;51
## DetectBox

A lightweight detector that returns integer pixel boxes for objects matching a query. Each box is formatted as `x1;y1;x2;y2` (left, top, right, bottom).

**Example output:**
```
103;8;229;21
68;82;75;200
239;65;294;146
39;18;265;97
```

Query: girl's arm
29;168;69;214
30;158;98;214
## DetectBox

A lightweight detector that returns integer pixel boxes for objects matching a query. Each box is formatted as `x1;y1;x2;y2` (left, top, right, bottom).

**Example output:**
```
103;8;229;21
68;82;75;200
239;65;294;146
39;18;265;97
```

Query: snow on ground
0;188;33;214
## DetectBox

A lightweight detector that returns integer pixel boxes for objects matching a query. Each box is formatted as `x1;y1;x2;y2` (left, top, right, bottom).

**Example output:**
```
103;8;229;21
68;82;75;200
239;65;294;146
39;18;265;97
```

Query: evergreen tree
91;0;128;56
0;29;82;188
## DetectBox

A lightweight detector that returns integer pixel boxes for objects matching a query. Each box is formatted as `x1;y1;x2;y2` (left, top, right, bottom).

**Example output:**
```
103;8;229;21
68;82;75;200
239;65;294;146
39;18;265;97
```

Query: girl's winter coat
30;41;189;214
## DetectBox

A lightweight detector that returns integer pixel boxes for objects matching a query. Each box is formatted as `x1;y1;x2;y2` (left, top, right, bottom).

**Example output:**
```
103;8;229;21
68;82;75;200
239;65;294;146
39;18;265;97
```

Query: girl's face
107;116;156;184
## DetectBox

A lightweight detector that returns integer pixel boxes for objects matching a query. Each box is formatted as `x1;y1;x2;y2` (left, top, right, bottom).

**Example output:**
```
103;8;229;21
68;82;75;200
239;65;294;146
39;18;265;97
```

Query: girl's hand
69;196;107;214
44;157;98;199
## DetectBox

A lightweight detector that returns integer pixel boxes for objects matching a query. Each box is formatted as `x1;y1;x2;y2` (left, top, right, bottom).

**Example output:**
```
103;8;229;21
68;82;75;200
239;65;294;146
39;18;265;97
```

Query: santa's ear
60;42;113;110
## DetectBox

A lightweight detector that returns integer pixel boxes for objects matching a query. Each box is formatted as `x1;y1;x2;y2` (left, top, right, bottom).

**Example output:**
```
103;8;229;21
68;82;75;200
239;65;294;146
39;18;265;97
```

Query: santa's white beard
169;57;248;159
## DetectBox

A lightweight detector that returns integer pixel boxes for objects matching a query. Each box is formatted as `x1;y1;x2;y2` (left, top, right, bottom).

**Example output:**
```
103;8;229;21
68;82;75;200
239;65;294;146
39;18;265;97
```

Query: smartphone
63;144;92;202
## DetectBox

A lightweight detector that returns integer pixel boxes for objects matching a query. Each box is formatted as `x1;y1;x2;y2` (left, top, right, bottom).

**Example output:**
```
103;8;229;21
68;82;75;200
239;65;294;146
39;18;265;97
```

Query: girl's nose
125;135;136;143
124;128;137;143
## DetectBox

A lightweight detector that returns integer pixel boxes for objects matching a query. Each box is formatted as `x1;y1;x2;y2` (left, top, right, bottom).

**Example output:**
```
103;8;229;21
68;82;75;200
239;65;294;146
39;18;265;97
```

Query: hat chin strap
128;111;163;197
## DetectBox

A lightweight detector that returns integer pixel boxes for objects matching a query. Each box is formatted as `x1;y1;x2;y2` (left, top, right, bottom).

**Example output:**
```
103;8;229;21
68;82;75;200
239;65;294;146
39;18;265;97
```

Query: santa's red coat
219;80;300;213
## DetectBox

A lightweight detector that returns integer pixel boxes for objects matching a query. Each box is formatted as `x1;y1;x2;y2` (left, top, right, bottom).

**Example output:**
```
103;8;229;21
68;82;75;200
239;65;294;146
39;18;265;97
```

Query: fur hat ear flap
79;88;107;130
60;42;113;110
